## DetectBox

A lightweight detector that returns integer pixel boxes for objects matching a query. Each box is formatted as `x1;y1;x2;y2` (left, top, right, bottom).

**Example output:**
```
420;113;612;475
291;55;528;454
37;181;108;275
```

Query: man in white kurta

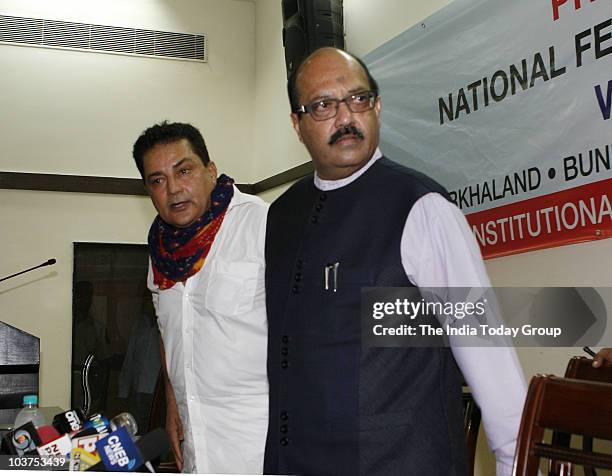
148;186;268;473
133;121;268;474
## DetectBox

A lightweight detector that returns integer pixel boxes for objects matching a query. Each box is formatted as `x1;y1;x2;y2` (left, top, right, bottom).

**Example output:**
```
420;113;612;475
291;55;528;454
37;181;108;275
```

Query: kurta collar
313;148;383;191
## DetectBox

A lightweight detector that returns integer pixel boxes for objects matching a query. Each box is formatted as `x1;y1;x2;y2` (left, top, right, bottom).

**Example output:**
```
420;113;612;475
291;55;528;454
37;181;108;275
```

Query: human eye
310;99;334;113
148;176;164;186
347;91;374;111
351;91;372;105
179;167;190;175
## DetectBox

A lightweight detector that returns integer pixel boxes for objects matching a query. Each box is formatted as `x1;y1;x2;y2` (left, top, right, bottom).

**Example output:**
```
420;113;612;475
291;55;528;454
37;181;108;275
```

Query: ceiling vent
0;14;206;62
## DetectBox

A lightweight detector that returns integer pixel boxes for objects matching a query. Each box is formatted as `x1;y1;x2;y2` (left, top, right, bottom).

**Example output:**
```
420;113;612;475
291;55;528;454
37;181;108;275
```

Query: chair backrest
513;375;612;476
565;356;612;383
556;356;612;476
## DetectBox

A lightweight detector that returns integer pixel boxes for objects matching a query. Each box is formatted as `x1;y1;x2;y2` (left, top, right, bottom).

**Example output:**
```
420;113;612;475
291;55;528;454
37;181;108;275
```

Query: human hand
592;348;612;368
165;396;185;471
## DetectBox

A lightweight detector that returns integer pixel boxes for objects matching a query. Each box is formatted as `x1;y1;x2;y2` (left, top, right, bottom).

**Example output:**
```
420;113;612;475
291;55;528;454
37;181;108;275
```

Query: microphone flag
95;426;144;472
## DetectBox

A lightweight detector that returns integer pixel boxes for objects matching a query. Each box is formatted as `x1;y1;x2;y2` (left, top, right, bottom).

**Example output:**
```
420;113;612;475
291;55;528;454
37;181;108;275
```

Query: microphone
1;422;42;455
36;425;61;444
69;412;140;471
97;426;144;471
70;446;101;471
36;432;72;458
71;427;102;452
70;427;103;470
136;428;170;473
86;428;170;472
110;412;138;436
52;408;86;434
0;258;57;283
83;413;111;437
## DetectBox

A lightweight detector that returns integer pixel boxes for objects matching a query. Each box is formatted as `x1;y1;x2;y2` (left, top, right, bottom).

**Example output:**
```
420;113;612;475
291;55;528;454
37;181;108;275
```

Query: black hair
287;47;380;115
132;121;210;178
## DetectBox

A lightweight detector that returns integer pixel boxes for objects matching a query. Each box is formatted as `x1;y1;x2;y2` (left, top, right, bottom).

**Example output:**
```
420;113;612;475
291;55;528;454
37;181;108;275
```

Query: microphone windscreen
45;258;57;266
52;408;85;434
110;412;138;437
36;425;61;445
137;428;170;462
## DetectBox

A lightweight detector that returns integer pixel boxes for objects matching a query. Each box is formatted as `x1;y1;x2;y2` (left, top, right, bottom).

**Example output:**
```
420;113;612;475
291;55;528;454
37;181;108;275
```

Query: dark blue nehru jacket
264;158;467;476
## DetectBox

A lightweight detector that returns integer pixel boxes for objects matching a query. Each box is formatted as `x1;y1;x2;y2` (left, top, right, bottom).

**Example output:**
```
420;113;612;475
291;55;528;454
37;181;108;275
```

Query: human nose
167;175;182;195
333;99;354;127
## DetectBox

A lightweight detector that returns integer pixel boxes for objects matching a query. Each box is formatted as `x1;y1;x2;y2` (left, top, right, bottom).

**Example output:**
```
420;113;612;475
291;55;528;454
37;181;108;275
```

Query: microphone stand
0;259;57;283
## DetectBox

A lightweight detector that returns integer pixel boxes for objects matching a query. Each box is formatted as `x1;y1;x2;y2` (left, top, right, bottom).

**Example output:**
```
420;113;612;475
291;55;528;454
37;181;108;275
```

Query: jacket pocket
203;259;260;316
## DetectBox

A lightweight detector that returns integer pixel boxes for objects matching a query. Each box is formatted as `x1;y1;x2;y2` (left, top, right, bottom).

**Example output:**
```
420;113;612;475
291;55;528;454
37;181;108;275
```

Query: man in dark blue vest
264;47;526;476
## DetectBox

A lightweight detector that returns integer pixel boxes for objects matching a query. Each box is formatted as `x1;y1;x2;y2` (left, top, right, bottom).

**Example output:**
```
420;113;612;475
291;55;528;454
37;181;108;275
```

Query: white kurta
149;186;269;474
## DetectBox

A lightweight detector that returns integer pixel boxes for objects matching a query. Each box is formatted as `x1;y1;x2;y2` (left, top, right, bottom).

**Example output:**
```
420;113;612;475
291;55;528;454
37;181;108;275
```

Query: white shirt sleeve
400;192;526;476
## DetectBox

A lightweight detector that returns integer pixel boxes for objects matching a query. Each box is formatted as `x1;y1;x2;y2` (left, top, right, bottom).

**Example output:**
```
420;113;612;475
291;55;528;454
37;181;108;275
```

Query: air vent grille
0;14;206;62
0;15;42;44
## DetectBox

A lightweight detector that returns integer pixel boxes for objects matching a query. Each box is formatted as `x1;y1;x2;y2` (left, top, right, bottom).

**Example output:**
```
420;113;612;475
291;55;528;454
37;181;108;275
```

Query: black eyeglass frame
296;90;378;121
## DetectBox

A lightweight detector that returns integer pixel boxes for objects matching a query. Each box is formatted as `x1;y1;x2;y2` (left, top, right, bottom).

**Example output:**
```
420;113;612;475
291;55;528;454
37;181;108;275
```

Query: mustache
328;125;365;145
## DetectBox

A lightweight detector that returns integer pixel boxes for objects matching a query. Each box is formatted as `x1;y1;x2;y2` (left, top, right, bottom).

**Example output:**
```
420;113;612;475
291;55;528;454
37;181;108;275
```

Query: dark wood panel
0;172;148;196
0;163;313;197
0;322;39;366
251;162;313;194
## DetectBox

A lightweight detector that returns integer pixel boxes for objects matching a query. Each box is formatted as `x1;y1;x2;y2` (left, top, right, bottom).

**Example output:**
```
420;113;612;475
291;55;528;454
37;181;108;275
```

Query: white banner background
364;0;610;216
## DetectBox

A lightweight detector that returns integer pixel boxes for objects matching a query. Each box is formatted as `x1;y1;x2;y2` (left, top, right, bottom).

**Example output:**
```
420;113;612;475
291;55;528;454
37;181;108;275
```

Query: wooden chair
513;375;612;476
564;356;612;383
549;356;612;476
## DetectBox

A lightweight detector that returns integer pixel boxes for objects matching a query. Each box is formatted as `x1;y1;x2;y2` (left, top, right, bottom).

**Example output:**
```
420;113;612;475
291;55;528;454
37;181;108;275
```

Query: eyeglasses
297;91;378;121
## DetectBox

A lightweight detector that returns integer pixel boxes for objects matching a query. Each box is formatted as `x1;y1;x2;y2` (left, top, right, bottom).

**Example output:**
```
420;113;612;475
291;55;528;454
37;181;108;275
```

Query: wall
0;0;256;410
252;0;311;182
0;0;256;180
0;189;155;409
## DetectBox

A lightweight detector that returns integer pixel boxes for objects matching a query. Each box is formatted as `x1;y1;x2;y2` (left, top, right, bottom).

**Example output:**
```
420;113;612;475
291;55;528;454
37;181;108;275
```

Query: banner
365;0;611;258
